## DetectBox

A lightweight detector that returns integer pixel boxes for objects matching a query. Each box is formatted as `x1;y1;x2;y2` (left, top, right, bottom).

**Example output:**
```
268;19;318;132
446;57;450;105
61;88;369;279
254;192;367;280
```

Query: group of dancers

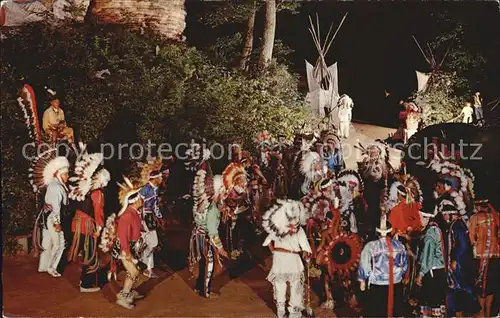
18;85;499;316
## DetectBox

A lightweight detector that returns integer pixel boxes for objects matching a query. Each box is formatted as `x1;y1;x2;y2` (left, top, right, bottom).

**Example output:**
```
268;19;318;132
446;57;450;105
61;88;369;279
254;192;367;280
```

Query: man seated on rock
42;93;74;144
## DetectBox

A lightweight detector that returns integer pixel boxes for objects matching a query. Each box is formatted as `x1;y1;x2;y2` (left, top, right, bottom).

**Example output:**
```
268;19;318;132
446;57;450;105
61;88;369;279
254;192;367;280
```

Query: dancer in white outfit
31;150;70;277
262;199;312;318
337;94;353;138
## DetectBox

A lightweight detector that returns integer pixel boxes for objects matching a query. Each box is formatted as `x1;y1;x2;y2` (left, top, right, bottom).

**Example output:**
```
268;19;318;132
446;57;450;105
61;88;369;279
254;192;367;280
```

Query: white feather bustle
262;199;309;238
68;152;105;201
99;213;117;253
300;151;322;180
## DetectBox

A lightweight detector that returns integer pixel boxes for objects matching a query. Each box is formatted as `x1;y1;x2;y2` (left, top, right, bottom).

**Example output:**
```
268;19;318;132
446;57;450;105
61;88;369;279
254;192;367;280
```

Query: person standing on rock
460;102;474;124
473;91;484;126
262;199;312;318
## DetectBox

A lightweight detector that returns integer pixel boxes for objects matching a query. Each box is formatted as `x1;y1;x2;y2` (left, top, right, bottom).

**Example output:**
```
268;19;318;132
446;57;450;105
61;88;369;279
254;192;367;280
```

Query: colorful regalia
358;215;408;317
138;160;163;277
100;176;146;309
220;162;250;259
440;202;480;316
188;166;227;298
468;199;499;300
262;199;312;318
67;148;111;292
417;209;447;318
30;149;70;278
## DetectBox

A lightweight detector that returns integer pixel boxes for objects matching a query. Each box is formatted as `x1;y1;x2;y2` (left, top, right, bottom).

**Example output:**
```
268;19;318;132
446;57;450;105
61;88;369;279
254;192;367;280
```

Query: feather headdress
428;155;475;198
138;157;163;186
116;176;141;216
28;148;70;193
356;141;389;182
192;167;223;220
403;176;423;204
184;143;210;171
300;151;322;180
68;143;108;201
221;162;247;196
262;199;309;238
17;84;42;143
337;169;364;194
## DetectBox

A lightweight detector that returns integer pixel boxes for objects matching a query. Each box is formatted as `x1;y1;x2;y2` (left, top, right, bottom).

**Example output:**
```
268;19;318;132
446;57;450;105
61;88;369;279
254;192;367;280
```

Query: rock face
91;0;186;40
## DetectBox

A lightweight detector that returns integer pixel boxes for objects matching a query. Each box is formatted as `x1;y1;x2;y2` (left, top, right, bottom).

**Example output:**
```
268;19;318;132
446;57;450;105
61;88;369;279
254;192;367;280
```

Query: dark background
186;1;500;128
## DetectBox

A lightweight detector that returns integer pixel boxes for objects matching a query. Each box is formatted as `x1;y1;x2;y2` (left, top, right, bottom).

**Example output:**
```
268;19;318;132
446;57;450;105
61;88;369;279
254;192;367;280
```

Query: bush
1;20;307;236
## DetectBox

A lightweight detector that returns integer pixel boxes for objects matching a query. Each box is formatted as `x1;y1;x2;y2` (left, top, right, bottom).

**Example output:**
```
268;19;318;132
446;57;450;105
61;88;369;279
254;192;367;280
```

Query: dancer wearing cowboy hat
358;214;408;317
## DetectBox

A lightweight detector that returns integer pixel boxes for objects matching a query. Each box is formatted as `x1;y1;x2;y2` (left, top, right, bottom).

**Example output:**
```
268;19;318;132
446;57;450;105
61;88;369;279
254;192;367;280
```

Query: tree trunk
239;0;257;71
84;0;96;24
258;0;276;71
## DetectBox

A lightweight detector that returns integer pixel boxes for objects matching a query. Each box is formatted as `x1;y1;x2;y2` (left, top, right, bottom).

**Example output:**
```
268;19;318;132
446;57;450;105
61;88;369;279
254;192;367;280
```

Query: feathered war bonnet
116;176;141;217
300;151;323;180
184;142;211;171
221;162;247;197
68;143;110;201
28;147;70;193
192;165;224;220
337;169;364;194
262;199;310;238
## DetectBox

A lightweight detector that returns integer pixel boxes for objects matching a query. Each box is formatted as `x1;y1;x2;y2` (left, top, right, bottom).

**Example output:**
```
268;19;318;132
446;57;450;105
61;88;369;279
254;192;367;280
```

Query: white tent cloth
416;70;431;93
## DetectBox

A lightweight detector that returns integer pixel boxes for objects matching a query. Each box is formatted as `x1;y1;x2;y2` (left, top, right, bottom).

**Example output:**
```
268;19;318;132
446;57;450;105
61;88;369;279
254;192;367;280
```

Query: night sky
186;1;500;127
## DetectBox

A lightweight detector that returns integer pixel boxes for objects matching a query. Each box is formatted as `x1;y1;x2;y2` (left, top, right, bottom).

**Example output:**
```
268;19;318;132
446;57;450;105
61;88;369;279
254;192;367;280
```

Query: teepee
305;13;347;125
413;35;454;94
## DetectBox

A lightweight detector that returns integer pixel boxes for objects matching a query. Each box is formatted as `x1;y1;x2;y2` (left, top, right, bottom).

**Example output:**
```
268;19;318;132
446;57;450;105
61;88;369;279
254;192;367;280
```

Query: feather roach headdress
262;199;310;238
68;143;110;201
138;157;163;186
116;176;141;216
28;148;70;193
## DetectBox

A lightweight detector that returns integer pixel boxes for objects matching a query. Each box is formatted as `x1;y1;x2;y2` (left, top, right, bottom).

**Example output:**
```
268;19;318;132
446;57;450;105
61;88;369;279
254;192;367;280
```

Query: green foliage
412;13;487;127
1;20;306;236
198;0;260;27
412;71;467;126
207;33;294;68
198;0;300;28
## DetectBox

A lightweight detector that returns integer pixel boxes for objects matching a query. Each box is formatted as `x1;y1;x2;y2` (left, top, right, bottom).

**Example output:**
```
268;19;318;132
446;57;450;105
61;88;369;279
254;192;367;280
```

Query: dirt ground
2;225;354;317
3;123;393;317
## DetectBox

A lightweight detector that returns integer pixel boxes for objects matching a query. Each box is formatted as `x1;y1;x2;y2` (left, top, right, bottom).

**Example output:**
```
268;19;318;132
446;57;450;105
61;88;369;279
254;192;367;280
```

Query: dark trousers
366;283;404;317
79;234;109;289
81;261;110;289
195;243;215;297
